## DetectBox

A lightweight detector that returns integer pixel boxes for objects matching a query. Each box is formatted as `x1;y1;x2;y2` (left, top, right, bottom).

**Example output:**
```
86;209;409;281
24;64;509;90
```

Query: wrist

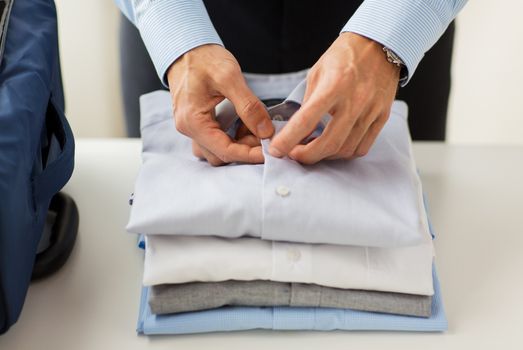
167;44;222;86
341;32;402;82
348;33;404;80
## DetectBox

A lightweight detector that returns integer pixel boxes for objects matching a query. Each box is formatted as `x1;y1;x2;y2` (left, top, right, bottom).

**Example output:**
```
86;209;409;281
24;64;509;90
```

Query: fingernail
269;145;283;158
257;120;273;138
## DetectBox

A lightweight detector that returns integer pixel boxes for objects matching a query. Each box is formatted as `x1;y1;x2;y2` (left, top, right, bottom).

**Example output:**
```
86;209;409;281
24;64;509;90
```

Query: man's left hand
269;32;400;164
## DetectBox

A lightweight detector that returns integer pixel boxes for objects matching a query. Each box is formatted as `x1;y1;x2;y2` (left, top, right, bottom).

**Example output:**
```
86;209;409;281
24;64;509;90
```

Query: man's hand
269;32;400;164
167;44;274;166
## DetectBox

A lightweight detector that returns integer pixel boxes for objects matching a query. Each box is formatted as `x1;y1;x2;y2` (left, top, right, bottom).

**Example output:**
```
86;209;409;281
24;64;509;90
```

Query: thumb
223;77;274;139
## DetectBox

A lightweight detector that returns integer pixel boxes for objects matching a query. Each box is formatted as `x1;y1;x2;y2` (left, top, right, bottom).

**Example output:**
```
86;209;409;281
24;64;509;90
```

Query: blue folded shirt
136;264;446;335
135;191;443;334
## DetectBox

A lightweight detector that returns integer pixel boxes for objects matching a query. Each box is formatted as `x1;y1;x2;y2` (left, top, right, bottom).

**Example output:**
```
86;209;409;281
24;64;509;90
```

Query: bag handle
32;96;75;205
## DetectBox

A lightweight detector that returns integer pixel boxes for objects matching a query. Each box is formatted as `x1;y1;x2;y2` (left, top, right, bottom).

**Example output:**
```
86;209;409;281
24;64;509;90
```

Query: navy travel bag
1;0;76;334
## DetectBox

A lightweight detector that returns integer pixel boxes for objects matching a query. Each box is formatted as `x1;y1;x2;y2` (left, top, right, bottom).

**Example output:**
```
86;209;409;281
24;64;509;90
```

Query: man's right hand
167;44;274;166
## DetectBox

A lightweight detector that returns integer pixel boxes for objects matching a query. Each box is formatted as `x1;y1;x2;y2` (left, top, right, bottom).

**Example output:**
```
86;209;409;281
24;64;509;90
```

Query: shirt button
276;185;290;197
287;248;301;262
273;114;284;121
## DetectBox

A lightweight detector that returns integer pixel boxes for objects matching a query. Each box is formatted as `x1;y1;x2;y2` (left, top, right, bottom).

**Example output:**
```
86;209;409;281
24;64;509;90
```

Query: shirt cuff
135;0;223;86
341;0;461;86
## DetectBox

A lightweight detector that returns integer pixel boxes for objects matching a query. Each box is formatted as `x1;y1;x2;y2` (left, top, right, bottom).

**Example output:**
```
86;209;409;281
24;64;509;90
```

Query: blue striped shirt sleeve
114;0;223;86
114;0;467;87
342;0;467;86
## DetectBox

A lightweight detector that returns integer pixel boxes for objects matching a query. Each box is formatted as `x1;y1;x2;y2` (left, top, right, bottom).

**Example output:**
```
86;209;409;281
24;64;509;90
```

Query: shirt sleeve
114;0;223;86
341;0;467;86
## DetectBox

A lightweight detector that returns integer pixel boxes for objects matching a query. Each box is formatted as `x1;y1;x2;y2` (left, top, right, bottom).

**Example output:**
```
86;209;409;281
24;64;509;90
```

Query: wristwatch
382;46;408;83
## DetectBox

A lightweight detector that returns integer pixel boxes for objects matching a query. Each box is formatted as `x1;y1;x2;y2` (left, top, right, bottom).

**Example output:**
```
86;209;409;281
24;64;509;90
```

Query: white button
287;248;301;262
276;185;290;197
273;114;284;121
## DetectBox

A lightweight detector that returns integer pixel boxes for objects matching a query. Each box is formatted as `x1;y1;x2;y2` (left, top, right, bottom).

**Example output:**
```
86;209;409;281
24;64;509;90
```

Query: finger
353;112;388;158
235;122;253;140
327;107;379;160
237;134;261;147
287;115;354;165
302;72;316;102
193;141;226;166
229;141;263;163
200;146;226;166
327;121;369;160
233;142;264;163
192;141;205;159
269;93;331;158
193;122;265;164
223;77;274;139
183;105;264;164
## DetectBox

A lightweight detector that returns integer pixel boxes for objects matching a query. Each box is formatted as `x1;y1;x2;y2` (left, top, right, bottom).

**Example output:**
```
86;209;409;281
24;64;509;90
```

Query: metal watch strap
383;46;408;84
382;46;404;68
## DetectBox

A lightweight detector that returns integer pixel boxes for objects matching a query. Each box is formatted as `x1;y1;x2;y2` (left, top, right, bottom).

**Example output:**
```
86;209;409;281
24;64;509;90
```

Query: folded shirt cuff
135;0;223;86
341;0;457;86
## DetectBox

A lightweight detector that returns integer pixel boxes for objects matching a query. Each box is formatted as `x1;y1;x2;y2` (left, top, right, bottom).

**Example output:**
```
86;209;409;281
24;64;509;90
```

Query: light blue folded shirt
128;73;432;248
134;189;441;335
136;265;446;335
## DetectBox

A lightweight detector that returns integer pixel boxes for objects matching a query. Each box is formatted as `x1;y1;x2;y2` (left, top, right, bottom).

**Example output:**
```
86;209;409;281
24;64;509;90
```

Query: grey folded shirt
149;280;432;318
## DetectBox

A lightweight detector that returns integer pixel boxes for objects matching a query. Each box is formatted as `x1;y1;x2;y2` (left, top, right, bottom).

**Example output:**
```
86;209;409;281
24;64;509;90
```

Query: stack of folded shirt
127;70;447;335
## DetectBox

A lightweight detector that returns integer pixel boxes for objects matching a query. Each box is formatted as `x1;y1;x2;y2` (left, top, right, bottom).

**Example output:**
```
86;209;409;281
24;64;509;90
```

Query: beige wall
56;0;523;144
56;0;125;138
447;0;523;144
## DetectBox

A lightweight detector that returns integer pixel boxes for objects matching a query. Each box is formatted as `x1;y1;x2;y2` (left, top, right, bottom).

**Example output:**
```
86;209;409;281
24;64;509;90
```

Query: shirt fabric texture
113;0;467;85
143;234;434;296
127;70;431;249
137;265;446;335
149;280;432;317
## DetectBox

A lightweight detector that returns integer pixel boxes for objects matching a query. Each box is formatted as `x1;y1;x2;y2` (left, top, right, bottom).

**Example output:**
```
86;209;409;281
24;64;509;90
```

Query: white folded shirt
127;70;430;247
143;234;435;296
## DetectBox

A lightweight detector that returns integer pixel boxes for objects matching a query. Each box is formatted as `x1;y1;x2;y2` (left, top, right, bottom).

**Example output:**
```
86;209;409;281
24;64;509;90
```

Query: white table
1;140;522;350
